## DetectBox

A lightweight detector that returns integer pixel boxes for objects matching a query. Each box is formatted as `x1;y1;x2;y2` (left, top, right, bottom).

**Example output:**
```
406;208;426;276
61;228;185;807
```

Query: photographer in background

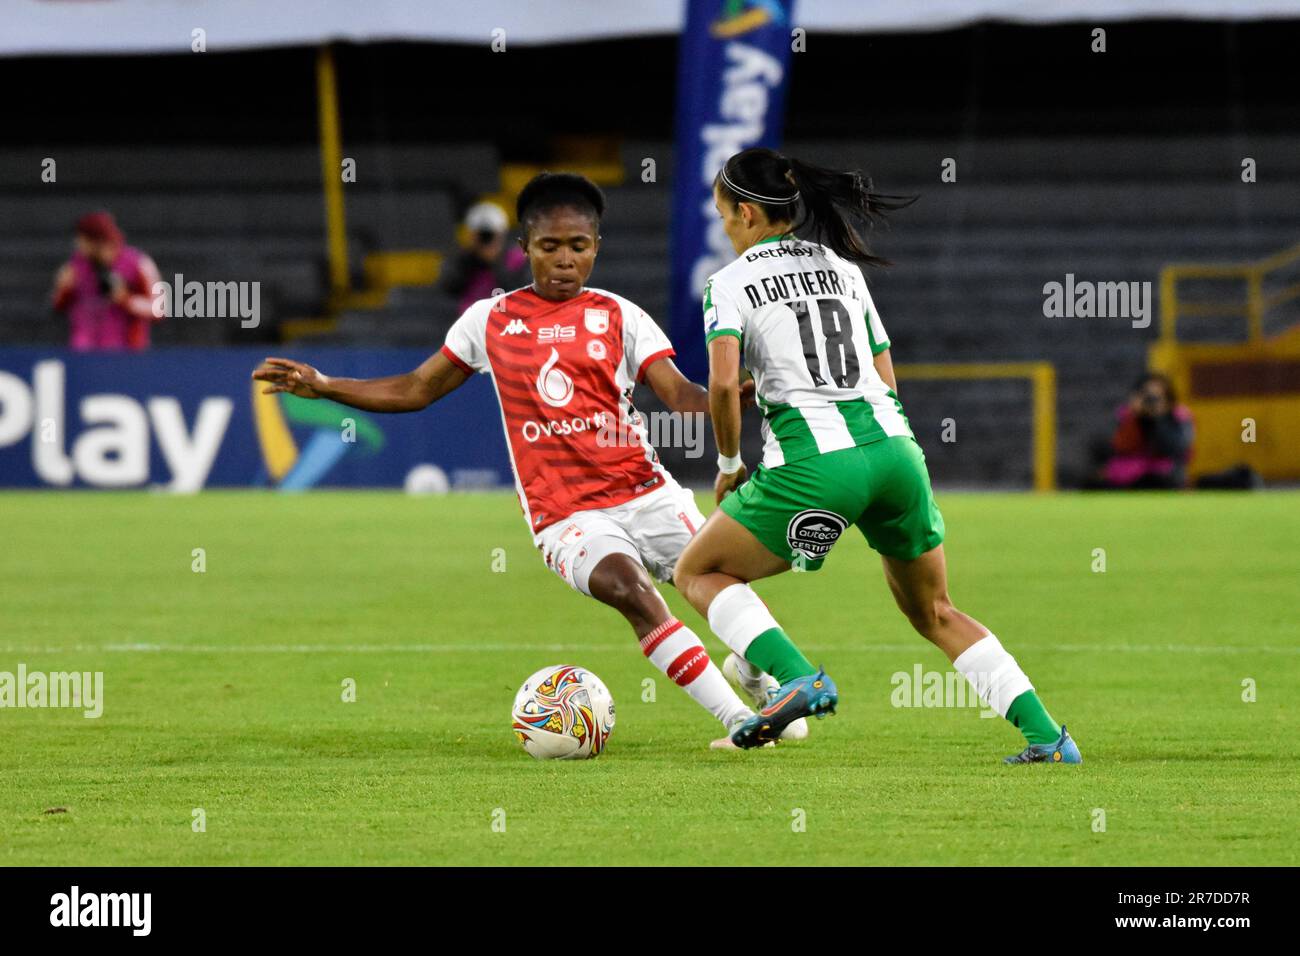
439;201;528;313
1091;372;1195;489
51;212;163;351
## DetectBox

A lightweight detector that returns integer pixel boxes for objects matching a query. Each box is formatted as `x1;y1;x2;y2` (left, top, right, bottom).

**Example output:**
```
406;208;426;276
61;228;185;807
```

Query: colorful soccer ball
511;665;615;760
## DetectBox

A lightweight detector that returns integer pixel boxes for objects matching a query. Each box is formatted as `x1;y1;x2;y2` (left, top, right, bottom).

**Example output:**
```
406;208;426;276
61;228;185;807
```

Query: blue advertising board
0;348;511;490
669;0;795;381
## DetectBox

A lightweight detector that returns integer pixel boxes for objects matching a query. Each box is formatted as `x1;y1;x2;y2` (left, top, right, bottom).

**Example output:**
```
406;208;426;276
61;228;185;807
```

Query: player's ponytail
716;148;915;267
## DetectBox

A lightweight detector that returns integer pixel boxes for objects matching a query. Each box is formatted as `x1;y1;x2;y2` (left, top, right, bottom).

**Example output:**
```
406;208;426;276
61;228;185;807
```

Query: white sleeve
620;299;675;383
863;286;890;355
441;298;493;374
703;275;744;345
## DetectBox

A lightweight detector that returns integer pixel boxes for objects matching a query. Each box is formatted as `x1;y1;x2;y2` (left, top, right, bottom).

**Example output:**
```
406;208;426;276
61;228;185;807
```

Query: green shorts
719;436;945;571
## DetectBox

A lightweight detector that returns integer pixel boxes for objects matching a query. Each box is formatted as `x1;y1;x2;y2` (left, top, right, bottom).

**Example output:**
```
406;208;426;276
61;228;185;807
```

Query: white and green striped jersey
703;235;911;468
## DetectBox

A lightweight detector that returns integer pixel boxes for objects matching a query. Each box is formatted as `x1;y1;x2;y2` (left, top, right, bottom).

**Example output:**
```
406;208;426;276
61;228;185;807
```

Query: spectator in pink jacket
52;212;163;351
1097;373;1195;489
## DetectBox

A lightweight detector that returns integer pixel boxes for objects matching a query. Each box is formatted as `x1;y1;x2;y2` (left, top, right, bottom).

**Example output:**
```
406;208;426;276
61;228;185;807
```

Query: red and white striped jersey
441;285;677;533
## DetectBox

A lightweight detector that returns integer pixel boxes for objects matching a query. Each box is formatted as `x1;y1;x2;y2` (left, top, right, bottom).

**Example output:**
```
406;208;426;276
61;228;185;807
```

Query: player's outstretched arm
643;357;708;414
251;351;468;412
643;356;754;415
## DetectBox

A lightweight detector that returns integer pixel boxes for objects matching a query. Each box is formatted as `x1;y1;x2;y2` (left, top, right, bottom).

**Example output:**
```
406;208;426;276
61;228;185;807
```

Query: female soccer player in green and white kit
673;147;1082;763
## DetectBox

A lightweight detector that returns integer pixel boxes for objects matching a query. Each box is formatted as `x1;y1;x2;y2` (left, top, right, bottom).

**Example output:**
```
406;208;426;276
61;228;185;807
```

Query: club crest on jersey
786;509;848;560
536;348;575;408
584;309;609;334
500;319;531;336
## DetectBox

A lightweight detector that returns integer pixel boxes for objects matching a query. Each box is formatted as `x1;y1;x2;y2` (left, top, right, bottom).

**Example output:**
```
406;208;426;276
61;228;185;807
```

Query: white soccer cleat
722;653;809;741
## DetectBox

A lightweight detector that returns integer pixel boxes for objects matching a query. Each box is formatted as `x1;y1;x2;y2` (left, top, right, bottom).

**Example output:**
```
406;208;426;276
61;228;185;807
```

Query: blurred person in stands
1092;372;1194;489
439;201;528;313
51;212;163;351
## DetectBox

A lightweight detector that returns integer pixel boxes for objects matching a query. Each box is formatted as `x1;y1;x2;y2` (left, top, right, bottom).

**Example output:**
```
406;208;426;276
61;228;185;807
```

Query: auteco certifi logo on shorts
786;509;848;559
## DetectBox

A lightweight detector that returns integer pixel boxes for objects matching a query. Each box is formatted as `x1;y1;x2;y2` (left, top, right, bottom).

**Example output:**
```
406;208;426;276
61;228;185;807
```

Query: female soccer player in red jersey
254;173;805;747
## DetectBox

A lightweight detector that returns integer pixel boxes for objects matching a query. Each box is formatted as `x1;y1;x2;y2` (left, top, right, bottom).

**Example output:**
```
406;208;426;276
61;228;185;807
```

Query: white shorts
534;481;707;596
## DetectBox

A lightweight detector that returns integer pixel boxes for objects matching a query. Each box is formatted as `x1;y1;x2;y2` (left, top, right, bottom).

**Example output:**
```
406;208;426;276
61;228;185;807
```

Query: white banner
7;0;1300;56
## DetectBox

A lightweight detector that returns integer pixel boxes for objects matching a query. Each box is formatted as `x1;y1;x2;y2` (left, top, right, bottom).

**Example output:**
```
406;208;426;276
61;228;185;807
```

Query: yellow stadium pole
316;44;350;303
1031;362;1057;493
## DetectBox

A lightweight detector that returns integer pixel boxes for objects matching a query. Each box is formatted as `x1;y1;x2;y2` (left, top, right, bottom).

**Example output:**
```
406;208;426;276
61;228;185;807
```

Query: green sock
1005;690;1061;745
744;627;816;685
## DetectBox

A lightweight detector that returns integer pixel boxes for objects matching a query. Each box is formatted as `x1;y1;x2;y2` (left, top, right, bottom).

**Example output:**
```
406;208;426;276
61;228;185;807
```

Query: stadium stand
3;17;1296;489
609;135;1300;485
0;143;495;347
3;133;1296;485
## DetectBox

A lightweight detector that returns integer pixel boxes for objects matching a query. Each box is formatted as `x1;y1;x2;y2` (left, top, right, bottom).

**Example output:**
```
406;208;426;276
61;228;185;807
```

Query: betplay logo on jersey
584;309;609;334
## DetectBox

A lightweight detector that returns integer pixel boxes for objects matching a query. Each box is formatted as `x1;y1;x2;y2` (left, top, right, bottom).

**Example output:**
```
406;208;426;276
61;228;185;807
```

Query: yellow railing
1159;244;1300;343
316;45;349;304
895;362;1057;492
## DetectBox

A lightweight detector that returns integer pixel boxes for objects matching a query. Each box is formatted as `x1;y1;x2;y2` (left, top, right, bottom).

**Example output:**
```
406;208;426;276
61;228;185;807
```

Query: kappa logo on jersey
500;319;531;336
584;309;609;334
786;509;848;559
538;324;576;343
535;348;575;408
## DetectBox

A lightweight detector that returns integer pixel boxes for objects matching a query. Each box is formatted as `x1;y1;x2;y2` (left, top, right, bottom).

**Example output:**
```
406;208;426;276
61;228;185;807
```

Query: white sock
640;618;751;728
706;583;780;659
951;633;1034;718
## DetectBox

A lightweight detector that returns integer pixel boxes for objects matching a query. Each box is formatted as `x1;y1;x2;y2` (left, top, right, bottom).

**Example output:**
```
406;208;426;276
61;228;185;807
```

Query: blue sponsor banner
0;348;511;490
669;0;795;381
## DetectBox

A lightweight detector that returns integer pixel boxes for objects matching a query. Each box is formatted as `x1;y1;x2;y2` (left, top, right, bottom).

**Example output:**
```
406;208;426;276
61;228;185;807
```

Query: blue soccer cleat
728;668;838;749
1003;724;1083;764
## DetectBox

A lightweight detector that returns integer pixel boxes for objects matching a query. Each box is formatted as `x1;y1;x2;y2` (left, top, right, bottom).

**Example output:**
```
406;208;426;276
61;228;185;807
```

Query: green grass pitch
2;490;1297;866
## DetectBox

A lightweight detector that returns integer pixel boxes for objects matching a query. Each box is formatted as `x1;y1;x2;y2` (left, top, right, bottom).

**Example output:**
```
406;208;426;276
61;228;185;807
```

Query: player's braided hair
714;147;915;267
516;172;606;239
